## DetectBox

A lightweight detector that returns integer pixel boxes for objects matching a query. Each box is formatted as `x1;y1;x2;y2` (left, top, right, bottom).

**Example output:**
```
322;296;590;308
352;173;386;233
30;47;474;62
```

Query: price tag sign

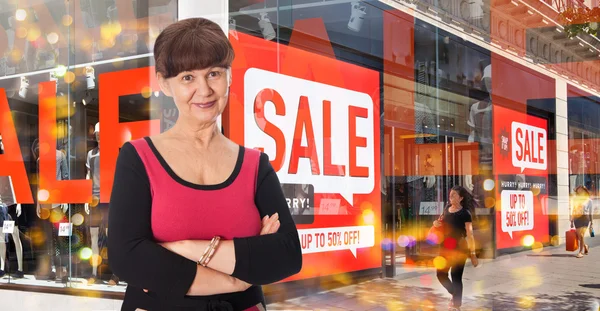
2;220;15;233
58;223;73;237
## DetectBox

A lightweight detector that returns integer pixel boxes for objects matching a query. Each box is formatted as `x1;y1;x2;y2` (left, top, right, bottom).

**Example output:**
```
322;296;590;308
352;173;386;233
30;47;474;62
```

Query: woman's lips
192;101;216;109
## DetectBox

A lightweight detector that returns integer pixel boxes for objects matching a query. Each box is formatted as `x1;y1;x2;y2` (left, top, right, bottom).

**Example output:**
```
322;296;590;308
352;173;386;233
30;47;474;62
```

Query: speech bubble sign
511;121;547;173
501;190;534;239
298;225;375;258
244;68;375;206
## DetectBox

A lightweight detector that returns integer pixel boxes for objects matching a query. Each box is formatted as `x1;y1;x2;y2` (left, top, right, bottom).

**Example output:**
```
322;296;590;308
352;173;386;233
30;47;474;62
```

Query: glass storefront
0;0;177;292
0;0;598;299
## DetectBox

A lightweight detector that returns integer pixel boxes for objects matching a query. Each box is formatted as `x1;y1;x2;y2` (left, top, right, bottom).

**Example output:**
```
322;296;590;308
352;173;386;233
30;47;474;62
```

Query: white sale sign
298;225;375;258
501;190;534;239
244;68;375;205
511;121;547;173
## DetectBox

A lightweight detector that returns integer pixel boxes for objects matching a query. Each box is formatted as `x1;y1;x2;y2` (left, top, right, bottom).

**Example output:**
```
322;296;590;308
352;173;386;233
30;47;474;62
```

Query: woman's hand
260;213;280;235
433;220;442;228
470;252;479;267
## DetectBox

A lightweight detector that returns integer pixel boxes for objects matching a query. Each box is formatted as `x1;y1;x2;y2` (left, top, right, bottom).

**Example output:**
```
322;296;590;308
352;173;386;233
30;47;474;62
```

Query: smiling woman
107;17;302;311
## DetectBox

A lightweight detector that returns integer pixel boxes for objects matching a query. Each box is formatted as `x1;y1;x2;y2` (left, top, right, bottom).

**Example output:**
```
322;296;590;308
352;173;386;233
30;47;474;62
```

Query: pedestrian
432;185;479;311
571;185;593;258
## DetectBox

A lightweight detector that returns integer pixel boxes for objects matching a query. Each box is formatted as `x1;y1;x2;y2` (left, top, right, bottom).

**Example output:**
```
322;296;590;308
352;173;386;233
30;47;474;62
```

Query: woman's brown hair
153;18;235;79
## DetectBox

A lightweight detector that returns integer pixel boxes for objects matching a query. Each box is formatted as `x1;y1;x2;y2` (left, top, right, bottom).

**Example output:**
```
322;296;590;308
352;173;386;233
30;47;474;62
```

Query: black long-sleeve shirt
108;139;302;311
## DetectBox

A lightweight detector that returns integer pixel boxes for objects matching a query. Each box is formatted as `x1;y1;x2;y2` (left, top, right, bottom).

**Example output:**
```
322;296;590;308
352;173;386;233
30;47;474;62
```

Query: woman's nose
194;79;213;96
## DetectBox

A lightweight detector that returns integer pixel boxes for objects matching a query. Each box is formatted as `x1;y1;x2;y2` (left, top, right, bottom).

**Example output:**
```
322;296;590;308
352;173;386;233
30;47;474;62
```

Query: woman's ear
157;73;172;97
227;68;232;87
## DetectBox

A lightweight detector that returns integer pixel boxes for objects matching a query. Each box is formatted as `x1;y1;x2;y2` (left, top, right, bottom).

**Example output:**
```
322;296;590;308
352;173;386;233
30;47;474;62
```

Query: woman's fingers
260;213;280;235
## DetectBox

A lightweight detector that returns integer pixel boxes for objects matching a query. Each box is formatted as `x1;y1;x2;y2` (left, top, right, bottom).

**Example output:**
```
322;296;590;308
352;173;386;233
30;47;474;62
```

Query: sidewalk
267;239;600;311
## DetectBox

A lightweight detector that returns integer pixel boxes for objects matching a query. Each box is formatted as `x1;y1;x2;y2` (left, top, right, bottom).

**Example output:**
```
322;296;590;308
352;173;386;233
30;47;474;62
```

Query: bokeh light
522;235;535;247
433;256;447;270
532;241;544;253
141;86;153;98
63;71;76;84
54;65;67;77
79;247;93;260
49;208;64;223
16;27;27;39
91;254;103;267
381;238;393;251
27;25;41;41
483;179;495;191
15;9;27;21
362;208;375;225
47;32;59;44
443;237;457;250
37;189;50;202
485;197;496;208
397;235;410;247
62;15;73;26
72;213;85;226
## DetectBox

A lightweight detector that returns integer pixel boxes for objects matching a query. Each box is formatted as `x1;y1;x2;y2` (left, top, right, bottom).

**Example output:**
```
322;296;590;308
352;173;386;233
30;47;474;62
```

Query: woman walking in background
571;186;593;258
432;185;479;311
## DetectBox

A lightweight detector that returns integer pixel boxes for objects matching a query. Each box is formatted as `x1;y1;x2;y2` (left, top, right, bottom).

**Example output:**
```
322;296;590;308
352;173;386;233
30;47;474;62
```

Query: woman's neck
168;120;221;148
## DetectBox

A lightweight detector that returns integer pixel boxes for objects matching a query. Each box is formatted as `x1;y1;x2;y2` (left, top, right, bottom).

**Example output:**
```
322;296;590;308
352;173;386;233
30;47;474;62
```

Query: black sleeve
108;142;197;297
231;152;303;285
464;209;473;223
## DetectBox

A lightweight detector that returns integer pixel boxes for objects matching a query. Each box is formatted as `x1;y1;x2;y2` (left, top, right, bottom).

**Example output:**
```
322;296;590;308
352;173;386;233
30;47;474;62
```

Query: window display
0;0;177;293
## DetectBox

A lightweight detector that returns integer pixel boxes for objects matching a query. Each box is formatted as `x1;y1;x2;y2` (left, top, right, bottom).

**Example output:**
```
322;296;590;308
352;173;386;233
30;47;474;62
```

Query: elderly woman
108;18;302;311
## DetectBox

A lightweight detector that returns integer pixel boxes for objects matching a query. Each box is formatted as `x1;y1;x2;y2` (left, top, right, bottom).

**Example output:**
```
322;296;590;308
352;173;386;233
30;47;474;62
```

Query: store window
0;0;177;292
227;0;385;281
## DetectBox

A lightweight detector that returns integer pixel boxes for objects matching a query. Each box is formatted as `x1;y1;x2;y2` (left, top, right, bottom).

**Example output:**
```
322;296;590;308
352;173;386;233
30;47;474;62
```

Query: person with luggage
432;185;479;311
570;186;593;258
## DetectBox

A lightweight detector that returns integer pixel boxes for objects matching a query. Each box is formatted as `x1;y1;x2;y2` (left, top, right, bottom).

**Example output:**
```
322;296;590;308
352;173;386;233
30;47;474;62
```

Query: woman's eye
183;75;193;81
208;71;222;78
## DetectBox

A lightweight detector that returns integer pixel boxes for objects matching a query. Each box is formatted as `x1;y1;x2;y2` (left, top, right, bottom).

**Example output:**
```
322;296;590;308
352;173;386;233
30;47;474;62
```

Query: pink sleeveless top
130;138;262;242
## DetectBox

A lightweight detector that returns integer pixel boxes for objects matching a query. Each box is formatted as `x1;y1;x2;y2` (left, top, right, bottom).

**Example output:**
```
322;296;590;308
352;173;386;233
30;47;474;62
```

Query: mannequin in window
84;123;119;285
464;64;493;198
32;139;69;283
0;187;24;279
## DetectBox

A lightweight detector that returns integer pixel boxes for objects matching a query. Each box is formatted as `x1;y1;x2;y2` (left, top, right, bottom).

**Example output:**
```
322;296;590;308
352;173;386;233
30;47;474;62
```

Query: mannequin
0;180;25;279
32;139;69;282
84;122;118;285
464;64;493;195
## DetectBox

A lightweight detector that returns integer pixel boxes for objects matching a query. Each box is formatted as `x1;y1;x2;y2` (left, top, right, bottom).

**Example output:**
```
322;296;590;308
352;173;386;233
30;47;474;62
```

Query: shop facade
0;0;597;300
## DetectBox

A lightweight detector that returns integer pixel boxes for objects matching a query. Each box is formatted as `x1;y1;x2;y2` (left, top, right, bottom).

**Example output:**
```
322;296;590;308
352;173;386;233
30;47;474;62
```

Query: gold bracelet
197;236;218;265
197;236;221;266
201;236;221;267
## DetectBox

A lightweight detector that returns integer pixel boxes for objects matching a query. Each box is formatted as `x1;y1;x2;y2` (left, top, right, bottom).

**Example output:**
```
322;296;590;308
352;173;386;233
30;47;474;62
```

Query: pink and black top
108;137;302;311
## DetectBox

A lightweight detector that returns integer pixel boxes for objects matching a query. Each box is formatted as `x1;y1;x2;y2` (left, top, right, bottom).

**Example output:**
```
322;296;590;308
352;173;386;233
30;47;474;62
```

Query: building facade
0;0;597;301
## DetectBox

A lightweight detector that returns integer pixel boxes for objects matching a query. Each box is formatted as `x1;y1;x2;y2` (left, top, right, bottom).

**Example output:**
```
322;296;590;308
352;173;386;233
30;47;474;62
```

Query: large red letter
99;67;161;203
289;96;320;175
38;81;92;203
0;89;32;203
254;88;286;171
348;106;368;177
323;100;345;176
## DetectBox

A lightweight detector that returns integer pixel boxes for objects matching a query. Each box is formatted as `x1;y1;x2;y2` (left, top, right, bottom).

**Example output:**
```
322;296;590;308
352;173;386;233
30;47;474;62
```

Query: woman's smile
192;101;217;109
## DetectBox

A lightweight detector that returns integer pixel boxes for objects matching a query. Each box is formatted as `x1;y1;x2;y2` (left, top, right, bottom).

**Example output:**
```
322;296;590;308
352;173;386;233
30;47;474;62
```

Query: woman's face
449;190;463;207
158;66;230;127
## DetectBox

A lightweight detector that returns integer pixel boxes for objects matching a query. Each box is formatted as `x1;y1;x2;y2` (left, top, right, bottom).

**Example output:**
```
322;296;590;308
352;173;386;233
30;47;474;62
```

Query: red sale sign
225;24;381;281
494;105;550;249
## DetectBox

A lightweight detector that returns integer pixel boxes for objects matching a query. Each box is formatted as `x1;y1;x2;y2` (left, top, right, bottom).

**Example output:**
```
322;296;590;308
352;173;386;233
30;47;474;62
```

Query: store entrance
383;128;473;271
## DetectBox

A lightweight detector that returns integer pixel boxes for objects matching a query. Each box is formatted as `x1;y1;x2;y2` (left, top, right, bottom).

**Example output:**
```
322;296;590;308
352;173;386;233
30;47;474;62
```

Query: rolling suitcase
566;229;579;252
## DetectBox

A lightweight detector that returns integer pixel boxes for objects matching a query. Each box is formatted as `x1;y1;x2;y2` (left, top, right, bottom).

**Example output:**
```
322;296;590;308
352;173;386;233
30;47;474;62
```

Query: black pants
436;250;468;307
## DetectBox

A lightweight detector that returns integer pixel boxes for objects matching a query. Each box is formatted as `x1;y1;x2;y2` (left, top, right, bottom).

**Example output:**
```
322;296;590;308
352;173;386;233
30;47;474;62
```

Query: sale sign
226;25;381;281
244;68;375;207
511;122;547;173
494;105;550;249
501;190;534;239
